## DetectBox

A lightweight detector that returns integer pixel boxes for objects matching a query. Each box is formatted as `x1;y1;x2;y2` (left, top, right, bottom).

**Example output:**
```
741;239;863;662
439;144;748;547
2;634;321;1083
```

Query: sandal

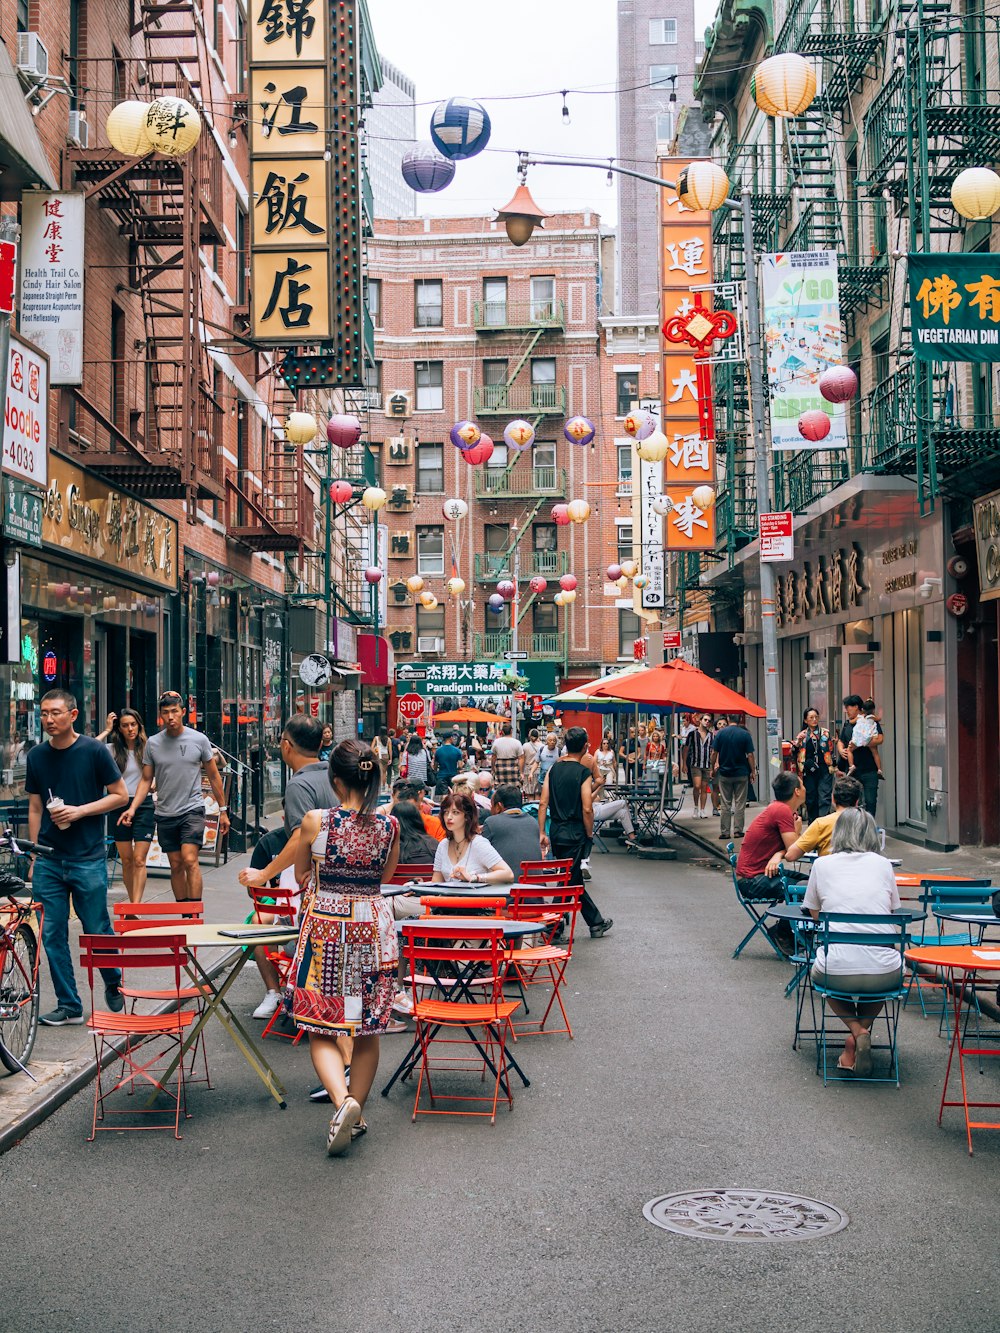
836;1057;855;1072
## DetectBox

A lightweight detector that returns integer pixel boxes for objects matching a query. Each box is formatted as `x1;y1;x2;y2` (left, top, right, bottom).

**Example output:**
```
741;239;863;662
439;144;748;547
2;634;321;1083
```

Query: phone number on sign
5;441;36;476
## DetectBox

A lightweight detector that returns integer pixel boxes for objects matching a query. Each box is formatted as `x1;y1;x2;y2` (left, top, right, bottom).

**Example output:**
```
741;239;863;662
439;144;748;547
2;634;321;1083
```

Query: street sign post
759;512;794;563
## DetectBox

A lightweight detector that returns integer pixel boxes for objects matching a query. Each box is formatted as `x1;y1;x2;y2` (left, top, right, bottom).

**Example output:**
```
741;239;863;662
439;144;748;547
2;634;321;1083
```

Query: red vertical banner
0;241;15;315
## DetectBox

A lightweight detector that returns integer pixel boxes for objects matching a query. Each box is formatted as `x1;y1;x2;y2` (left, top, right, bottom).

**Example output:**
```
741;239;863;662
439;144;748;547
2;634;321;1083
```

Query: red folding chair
401;922;520;1124
388;863;434;885
507;884;584;1038
80;933;196;1140
246;886;302;1044
517;860;573;943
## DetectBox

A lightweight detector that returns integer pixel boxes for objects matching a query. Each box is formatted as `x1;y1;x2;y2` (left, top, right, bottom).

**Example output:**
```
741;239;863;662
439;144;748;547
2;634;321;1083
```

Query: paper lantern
677;161;731;212
616;576;629;592
606;563;622;581
447;577;466;598
286;412;317;444
145;96;202;156
950;167;1000;221
206;571;220;587
488;593;505;611
751;53;817;118
450;420;481;450
651;494;672;516
691;485;716;510
551;504;570;526
623;410;656;440
106;101;153;156
497;579;516;600
329;480;354;504
463;435;494;465
559;574;578;592
361;486;387;511
364;567;383;585
620;559;638;579
819;365;859;404
420;591;439;609
504;419;535;451
637;430;670;463
327;414;362;449
564;415;595;446
561;588;577;603
566;499;591;524
406;575;425;594
529;576;547;594
401;141;456;193
442;497;469;521
798;409;832;442
430;97;491;160
633;573;649;590
553;591;566;607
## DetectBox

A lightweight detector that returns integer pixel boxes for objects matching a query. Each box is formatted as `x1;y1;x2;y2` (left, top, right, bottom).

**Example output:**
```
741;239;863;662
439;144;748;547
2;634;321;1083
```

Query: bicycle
0;830;52;1080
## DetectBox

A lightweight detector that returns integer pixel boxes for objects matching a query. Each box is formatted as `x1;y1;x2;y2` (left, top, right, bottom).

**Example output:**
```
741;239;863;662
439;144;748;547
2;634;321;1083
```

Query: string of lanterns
401;97;492;195
106;96;202;157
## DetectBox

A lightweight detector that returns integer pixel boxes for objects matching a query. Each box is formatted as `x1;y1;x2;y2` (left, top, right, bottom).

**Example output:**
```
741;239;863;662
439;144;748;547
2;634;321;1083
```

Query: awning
0;43;57;198
358;633;393;687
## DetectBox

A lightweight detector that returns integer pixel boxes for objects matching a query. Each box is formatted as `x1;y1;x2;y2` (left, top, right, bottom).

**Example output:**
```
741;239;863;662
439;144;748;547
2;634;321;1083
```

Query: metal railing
473;384;567;416
473;549;569;582
473;630;566;662
473;465;566;499
473;299;565;331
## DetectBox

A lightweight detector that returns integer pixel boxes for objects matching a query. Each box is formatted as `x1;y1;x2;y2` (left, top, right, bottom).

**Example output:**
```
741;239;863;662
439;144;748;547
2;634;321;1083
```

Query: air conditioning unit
417;636;444;654
386;391;411;419
68;110;88;148
16;32;49;85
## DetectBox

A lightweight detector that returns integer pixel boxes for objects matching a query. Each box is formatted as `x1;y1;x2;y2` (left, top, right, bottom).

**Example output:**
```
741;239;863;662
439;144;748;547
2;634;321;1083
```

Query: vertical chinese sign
636;396;665;611
659;160;716;553
18;193;85;385
248;0;364;382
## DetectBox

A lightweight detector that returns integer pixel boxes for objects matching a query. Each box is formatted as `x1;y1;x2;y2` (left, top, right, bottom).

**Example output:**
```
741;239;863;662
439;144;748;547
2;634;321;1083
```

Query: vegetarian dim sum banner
909;253;1000;362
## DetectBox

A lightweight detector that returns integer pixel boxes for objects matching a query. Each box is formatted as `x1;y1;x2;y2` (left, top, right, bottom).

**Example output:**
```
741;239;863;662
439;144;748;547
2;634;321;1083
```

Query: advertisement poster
19;192;85;385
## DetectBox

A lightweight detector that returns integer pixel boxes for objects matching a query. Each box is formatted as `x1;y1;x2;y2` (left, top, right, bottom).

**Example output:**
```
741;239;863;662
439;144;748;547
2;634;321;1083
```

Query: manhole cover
643;1190;848;1243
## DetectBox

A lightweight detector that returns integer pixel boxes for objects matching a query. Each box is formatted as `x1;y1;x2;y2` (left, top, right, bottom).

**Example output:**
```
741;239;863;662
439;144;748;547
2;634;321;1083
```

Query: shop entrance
96;624;157;729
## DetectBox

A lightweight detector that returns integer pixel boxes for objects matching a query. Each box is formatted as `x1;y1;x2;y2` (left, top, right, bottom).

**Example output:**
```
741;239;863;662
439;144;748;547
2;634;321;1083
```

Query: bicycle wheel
0;923;39;1074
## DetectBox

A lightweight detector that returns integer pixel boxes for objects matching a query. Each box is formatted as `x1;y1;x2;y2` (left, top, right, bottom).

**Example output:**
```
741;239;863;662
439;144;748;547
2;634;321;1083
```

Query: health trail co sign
909;253;1000;362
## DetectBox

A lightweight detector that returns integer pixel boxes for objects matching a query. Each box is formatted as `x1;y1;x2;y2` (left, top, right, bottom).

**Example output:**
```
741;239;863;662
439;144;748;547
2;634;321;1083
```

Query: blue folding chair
906;880;993;1023
728;843;786;961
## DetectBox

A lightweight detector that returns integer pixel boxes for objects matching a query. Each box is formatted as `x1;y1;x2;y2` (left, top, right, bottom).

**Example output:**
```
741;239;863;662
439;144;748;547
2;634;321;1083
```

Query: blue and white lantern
430;98;491;161
401;141;456;194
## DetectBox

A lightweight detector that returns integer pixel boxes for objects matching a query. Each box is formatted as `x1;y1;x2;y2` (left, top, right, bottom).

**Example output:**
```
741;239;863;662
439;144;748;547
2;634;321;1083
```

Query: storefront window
904;607;927;823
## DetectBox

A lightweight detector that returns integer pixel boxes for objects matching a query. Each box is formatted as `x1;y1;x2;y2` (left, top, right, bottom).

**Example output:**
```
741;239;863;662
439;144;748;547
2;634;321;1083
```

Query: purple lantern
606;563;622;581
450;420;481;450
503;420;535;451
564;415;595;446
487;593;505;612
819;365;859;404
528;575;547;594
364;567;383;585
798;409;832;442
327;414;362;449
623;410;656;441
496;579;516;599
401;142;456;193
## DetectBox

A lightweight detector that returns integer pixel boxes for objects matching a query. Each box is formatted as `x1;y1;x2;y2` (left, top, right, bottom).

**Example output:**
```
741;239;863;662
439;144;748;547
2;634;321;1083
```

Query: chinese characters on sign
909;253;1000;362
636;399;665;609
771;544;867;629
18;193;85;385
3;335;47;487
395;661;558;711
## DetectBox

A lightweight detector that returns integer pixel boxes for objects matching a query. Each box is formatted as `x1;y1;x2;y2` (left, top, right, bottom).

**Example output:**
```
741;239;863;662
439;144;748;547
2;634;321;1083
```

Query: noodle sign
3;335;47;487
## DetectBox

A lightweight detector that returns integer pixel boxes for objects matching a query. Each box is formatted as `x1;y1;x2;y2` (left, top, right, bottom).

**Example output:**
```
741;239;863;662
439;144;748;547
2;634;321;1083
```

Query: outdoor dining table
129;922;297;1110
905;943;1000;1153
932;910;1000;944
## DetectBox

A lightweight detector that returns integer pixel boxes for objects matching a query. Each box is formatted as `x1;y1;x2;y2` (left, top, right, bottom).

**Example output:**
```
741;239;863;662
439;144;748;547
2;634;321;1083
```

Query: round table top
395;917;541;938
932;910;1000;925
768;904;924;924
905;944;1000;972
382;881;513;899
895;872;981;888
127;922;298;948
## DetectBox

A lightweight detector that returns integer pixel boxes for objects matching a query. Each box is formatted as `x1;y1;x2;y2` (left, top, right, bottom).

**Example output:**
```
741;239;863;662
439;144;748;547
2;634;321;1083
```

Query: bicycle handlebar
0;830;54;857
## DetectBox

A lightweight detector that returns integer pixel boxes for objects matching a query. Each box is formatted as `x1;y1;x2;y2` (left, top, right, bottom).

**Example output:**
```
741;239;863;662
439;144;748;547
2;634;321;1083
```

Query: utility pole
509;543;521;736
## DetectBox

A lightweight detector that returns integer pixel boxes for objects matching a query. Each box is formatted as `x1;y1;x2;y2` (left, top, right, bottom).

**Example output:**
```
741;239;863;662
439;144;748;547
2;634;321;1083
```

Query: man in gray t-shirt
122;691;229;901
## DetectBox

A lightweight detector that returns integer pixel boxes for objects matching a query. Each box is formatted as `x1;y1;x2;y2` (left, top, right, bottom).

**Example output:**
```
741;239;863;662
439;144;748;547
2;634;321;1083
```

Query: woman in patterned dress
291;740;400;1156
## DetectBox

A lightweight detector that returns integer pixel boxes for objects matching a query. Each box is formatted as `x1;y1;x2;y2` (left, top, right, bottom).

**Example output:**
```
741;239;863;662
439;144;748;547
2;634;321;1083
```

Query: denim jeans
32;854;120;1014
551;836;605;930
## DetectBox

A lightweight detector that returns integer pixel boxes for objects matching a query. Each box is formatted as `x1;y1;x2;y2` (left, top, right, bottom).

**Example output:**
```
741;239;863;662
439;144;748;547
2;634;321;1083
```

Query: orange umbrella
589;658;765;716
431;707;502;724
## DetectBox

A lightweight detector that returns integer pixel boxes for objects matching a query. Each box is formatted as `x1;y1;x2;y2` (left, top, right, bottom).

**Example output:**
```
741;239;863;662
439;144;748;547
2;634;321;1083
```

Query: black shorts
110;797;155;844
156;808;206;853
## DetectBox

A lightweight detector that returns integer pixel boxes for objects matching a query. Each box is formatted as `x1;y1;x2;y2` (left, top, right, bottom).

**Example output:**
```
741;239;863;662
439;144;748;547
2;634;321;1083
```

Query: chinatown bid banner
761;251;847;451
909;253;1000;362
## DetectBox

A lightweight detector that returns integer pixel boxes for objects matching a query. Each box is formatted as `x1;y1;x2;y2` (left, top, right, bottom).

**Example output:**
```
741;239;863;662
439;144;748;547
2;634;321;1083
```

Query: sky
368;0;717;229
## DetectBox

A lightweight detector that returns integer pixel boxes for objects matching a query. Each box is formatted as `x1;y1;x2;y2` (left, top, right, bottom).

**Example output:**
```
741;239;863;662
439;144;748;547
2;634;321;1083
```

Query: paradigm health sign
761;251;847;451
3;335;47;487
19;192;85;385
909;252;1000;362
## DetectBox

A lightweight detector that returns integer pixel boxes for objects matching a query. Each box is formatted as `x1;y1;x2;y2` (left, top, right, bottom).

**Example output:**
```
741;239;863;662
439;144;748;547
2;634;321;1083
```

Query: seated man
482;785;542;876
765;774;864;875
735;771;806;899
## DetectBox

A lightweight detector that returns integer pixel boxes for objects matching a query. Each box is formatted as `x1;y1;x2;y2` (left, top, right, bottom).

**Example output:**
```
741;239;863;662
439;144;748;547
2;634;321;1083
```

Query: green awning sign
909;252;1000;362
4;478;42;547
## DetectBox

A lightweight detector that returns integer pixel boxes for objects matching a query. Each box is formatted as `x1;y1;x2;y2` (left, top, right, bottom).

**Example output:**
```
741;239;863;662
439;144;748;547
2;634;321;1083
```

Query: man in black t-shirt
538;726;612;937
711;716;757;840
836;694;884;820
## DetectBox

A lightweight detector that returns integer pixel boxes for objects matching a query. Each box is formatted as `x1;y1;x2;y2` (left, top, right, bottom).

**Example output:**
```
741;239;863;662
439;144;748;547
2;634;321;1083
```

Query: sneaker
327;1096;361;1156
392;989;414;1016
590;918;614;938
104;985;125;1014
252;990;283;1020
309;1066;349;1102
39;1006;84;1027
580;858;591;871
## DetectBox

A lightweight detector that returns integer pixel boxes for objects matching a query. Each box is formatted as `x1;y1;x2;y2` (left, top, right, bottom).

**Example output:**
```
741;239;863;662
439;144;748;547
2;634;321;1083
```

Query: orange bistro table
905;944;1000;1154
894;872;976;893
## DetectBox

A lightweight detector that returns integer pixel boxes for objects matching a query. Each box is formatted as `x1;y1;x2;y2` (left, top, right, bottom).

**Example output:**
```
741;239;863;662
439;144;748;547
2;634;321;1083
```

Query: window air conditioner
386;391;411;419
16;32;49;85
417;636;444;654
68;110;88;148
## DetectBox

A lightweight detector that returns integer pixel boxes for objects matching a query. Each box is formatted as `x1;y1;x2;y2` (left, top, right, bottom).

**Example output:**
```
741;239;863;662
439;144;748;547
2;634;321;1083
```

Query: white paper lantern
361;486;387;512
107;101;153;156
637;430;670;463
442;497;469;521
145;97;202;156
651;494;673;516
406;575;425;594
285;412;317;444
447;576;466;598
951;167;1000;221
751;53;817;118
691;485;716;510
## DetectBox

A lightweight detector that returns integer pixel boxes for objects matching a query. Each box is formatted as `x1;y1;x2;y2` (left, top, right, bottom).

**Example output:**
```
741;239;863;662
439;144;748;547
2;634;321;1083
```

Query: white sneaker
580;858;591;871
252;990;282;1020
392;990;414;1016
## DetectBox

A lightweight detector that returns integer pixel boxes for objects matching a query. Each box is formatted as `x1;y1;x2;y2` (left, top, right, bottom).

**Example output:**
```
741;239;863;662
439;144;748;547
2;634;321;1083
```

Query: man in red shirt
735;770;806;899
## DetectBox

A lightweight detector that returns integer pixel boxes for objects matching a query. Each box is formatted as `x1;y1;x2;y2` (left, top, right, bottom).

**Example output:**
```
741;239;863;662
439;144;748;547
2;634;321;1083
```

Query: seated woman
803;807;902;1076
394;799;439;866
432;788;513;885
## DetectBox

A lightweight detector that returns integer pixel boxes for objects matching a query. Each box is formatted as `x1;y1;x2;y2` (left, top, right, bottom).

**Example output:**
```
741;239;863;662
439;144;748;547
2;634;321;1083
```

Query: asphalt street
3;841;1000;1333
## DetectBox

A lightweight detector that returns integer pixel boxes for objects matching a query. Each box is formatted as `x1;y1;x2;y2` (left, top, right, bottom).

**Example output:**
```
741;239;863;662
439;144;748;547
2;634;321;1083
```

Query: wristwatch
218;807;228;813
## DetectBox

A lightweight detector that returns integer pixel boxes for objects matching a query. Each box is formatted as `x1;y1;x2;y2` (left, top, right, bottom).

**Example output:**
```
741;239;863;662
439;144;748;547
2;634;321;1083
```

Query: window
617;523;634;566
531;358;557;411
533;601;558;632
484;525;510;572
111;304;125;430
416;443;444;493
211;0;223;51
534;523;557;553
530;276;555;321
533;442;556;489
482;358;508;412
17;0;29;30
235;8;246;93
486;441;508;469
483;358;508;385
616;371;639;416
414;279;443;327
235;205;248;306
366;277;382;327
483;277;507;326
617;444;633;492
650;64;678;87
415;361;443;411
364;359;381;408
485;600;510;631
649;18;678;43
416;605;445;641
655;112;675;143
417;526;445;576
619;608;644;659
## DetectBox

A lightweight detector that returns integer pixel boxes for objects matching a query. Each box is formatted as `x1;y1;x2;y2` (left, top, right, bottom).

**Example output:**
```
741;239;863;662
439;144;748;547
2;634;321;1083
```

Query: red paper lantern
798;409;832;442
528;575;547;594
559;574;578;592
326;414;362;449
497;579;516;599
329;480;353;504
463;434;494;466
818;365;858;404
364;566;383;584
551;503;570;526
606;563;622;581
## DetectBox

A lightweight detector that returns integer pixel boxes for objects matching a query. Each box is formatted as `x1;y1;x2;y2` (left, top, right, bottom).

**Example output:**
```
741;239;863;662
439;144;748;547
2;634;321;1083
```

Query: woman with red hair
431;788;513;885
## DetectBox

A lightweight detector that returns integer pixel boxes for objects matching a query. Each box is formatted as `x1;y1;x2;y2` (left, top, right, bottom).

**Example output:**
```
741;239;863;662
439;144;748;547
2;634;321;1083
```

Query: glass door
895;608;927;825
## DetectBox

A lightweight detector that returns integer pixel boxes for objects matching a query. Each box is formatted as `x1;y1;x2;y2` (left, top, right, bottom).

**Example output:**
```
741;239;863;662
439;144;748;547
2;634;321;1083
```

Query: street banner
761;251;847;451
634;397;665;610
19;192;85;384
909;252;1000;362
759;511;794;562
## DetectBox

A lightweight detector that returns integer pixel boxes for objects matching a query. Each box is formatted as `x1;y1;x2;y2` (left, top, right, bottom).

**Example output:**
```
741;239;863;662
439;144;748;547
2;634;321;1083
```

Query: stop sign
397;692;424;721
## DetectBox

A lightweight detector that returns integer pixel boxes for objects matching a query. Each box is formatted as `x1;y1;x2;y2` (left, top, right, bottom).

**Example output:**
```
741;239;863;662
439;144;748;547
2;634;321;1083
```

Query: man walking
538;726;613;938
489;721;524;789
432;731;464;794
26;689;129;1025
711;714;757;841
836;694;883;820
122;691;230;901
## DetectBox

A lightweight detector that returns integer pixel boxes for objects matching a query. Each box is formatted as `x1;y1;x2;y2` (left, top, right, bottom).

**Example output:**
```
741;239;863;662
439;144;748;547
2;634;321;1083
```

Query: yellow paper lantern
285;412;318;444
145;96;202;156
677;161;731;213
566;499;591;523
419;591;438;610
447;576;466;598
361;486;387;512
751;53;817;118
691;485;716;510
106;101;153;156
561;588;577;603
406;574;425;594
636;430;669;463
951;167;1000;221
553;591;566;607
615;576;628;592
620;559;638;579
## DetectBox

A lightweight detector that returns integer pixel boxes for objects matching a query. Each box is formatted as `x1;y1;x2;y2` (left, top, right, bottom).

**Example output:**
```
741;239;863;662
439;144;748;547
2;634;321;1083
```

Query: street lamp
496;152;786;781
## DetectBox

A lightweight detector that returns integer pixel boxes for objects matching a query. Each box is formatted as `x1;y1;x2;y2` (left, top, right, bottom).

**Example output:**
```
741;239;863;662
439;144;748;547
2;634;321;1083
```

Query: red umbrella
589;658;765;716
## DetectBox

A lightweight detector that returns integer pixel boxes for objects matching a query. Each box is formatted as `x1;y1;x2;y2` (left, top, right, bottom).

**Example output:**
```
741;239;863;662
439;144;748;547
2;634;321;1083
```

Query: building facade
366;57;418;220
